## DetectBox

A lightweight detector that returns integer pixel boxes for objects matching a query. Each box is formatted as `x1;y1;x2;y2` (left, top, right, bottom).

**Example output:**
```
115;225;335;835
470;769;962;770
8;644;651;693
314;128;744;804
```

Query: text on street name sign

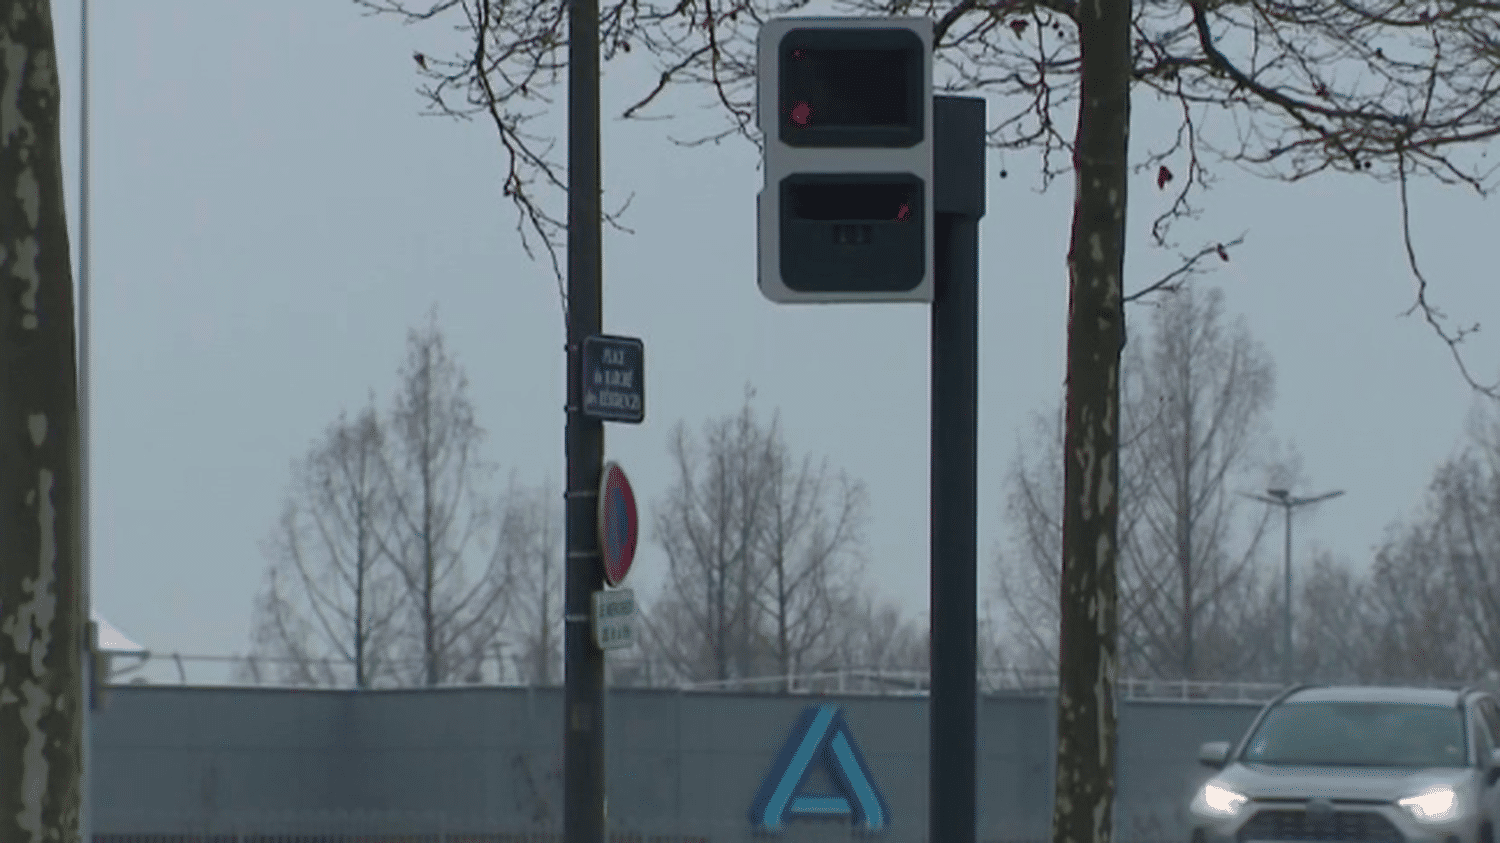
583;335;645;423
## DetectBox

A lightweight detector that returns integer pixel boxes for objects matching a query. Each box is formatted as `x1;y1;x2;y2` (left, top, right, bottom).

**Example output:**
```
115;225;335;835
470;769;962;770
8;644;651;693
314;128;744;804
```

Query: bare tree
834;596;928;675
1294;551;1373;684
1354;407;1500;683
498;479;563;686
241;316;546;689
240;406;406;688
239;567;347;687
754;427;868;688
999;285;1283;680
1117;286;1276;680
1431;415;1500;675
995;408;1068;674
648;396;778;682
380;313;512;686
1363;521;1480;683
646;393;871;685
0;3;85;840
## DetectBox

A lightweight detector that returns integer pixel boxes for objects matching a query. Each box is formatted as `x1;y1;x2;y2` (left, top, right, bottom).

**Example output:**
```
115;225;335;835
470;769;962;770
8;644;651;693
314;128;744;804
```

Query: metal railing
674;668;1287;701
115;651;1484;704
106;650;1290;702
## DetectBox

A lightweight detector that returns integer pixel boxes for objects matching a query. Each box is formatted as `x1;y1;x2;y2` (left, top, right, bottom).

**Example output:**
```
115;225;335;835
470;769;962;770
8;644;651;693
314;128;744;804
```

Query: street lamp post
1246;487;1344;684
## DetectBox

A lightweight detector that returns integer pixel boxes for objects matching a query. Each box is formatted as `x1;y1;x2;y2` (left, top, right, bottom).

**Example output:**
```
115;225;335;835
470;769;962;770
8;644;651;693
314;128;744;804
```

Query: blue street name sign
582;334;644;424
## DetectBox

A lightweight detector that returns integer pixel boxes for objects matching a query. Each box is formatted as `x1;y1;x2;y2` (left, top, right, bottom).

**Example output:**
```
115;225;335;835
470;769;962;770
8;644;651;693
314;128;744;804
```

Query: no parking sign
598;462;638;587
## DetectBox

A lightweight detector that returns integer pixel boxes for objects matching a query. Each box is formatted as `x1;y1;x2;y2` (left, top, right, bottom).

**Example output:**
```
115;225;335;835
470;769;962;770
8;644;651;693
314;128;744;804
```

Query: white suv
1190;685;1500;843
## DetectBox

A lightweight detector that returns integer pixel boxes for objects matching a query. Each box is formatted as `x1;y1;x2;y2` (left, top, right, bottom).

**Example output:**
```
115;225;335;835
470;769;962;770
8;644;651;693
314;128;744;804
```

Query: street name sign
583;334;644;423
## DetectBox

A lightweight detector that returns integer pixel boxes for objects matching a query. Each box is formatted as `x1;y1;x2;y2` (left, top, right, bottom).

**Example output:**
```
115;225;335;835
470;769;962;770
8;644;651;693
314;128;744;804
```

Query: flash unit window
779;28;925;147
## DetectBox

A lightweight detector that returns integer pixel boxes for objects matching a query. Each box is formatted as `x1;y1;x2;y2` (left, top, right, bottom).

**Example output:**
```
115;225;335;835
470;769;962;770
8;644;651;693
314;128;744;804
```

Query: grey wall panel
1113;701;1262;841
91;685;1266;843
977;694;1057;842
93;687;351;827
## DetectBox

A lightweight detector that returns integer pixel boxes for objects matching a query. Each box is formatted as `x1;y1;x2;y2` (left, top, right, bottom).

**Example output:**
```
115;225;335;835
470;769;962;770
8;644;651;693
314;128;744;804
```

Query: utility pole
79;3;98;843
1;4;86;843
563;0;606;836
1246;488;1344;683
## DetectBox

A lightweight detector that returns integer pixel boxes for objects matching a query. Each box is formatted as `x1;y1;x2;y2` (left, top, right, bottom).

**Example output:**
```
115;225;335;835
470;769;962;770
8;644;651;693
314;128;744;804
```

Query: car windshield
1241;701;1467;767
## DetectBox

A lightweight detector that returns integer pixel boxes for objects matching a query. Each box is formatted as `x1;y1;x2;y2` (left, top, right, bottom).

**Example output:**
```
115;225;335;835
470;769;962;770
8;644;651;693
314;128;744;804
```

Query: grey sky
52;2;1497;679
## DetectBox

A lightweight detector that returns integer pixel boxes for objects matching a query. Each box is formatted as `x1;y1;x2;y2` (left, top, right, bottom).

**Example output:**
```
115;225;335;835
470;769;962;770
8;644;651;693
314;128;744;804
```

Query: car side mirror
1199;741;1231;769
1488;748;1500;785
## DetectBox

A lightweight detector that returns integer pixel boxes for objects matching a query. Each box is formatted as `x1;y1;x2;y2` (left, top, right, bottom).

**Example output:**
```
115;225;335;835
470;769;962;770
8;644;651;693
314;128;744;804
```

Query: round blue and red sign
599;462;638;587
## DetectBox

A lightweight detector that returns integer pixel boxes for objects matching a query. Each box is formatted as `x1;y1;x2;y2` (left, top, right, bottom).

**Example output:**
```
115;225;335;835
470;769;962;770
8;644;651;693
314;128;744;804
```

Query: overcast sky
49;2;1497;682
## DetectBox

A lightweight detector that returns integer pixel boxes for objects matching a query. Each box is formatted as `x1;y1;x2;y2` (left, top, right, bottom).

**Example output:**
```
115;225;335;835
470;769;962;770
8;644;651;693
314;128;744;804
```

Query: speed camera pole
754;22;986;842
563;0;607;836
929;95;986;843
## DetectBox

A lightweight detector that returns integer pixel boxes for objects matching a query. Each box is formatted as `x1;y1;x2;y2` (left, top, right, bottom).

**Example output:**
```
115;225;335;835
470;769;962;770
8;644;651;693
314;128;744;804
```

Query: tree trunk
0;3;85;841
714;564;727;681
422;443;435;687
1052;0;1130;839
1179;357;1194;680
355;500;367;689
776;553;789;691
539;536;552;686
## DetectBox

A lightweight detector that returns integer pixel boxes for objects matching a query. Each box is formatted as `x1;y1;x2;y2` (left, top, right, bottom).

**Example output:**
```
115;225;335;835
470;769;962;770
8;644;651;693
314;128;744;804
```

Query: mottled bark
1053;0;1130;839
0;2;84;842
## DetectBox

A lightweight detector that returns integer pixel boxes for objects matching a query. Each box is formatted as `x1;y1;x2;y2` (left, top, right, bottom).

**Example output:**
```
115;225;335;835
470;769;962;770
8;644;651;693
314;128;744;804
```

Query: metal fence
105;651;1288;702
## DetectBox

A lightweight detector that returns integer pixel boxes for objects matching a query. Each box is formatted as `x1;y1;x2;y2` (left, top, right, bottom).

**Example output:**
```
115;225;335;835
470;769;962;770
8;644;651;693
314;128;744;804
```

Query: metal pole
1244;488;1342;685
79;3;95;841
930;96;985;843
563;0;606;834
1281;502;1291;684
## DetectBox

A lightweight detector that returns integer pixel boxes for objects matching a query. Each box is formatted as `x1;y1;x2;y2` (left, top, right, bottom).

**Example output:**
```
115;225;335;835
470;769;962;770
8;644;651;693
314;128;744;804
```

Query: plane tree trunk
0;3;85;841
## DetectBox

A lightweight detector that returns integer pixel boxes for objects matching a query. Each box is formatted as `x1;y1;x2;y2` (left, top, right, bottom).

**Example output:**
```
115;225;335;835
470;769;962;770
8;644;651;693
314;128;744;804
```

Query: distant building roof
92;612;147;656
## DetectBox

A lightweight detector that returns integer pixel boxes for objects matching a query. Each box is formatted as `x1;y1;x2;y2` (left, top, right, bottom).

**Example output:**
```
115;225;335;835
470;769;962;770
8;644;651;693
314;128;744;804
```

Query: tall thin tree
380;313;510;686
755;431;868;689
500;479;563;685
1118;286;1275;680
649;397;778;682
242;405;405;687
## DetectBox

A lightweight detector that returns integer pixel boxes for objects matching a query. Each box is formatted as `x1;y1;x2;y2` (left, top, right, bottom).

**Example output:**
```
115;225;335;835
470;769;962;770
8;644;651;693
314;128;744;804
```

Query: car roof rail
1457;685;1476;709
1225;683;1320;763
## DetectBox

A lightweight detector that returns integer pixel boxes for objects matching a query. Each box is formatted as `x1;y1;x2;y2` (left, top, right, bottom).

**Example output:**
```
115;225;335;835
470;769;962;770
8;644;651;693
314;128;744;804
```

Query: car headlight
1192;781;1248;819
1398;786;1461;823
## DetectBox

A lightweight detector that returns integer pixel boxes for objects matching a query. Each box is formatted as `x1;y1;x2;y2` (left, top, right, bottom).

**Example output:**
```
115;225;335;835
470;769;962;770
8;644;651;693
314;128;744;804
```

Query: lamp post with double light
1246;487;1344;683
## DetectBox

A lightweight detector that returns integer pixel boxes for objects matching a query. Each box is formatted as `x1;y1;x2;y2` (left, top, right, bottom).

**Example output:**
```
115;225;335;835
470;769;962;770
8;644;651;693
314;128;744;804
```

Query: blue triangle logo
748;704;890;832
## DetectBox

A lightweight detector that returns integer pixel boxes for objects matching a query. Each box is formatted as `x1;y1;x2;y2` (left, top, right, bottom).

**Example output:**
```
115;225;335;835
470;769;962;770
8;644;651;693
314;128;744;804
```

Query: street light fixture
1244;487;1344;684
